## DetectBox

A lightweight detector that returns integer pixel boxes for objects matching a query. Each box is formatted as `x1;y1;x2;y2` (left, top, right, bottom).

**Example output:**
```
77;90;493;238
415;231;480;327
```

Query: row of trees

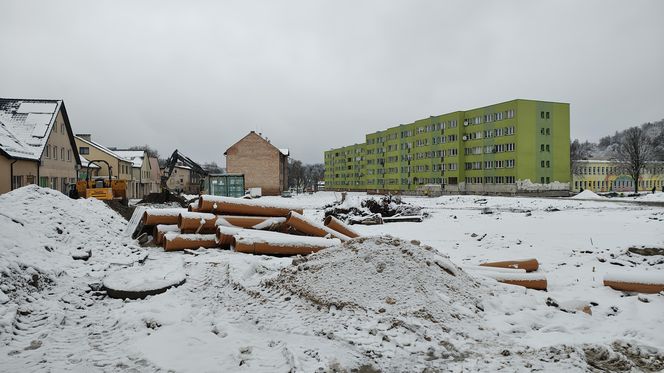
571;120;662;193
287;160;324;192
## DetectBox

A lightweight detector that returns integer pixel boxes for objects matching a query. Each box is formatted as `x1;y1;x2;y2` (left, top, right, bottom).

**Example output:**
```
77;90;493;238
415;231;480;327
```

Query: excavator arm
160;150;209;192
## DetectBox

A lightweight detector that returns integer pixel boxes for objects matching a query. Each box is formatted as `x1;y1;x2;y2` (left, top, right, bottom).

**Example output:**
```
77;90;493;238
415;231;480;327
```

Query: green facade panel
325;99;570;194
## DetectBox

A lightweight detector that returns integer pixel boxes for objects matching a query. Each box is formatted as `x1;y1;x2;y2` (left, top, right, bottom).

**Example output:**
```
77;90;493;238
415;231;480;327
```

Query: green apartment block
324;99;570;195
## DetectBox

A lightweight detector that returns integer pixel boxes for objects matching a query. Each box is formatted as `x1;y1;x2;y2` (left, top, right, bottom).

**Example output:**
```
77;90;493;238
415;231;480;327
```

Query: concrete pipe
142;208;188;226
285;211;350;241
178;212;218;234
215;225;242;248
163;233;219;252
480;272;548;291
198;195;303;216
215;215;287;231
153;224;180;246
603;281;664;294
323;216;360;238
499;278;548;291
231;229;341;256
234;241;328;256
479;258;539;273
603;272;664;293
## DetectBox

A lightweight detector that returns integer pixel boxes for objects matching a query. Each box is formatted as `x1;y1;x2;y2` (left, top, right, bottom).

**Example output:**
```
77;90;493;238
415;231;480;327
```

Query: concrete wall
226;132;286;196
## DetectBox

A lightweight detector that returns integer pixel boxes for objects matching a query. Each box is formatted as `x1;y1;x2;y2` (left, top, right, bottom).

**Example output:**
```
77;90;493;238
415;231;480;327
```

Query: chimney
76;133;92;141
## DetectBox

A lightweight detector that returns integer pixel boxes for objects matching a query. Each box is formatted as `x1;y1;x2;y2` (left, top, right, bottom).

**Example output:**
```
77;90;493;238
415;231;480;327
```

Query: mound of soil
270;235;485;323
324;195;424;223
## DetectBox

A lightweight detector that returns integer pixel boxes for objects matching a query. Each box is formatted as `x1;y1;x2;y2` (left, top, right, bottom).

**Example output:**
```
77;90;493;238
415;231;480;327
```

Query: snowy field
1;186;663;372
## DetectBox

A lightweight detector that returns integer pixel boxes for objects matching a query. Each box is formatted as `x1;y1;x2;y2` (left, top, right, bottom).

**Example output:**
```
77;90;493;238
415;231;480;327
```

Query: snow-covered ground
1;187;663;372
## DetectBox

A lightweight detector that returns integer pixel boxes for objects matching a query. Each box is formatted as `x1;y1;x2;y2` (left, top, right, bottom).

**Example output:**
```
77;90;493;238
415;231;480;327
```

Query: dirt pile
0;185;141;310
260;236;490;370
273;236;483;318
324;195;424;223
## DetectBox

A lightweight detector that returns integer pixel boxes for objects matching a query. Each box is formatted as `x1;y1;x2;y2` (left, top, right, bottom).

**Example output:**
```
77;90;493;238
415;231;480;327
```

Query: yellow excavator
75;159;127;202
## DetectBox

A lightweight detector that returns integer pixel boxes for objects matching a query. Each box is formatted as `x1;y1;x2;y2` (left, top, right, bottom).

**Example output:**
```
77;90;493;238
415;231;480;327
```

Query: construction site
1;183;663;371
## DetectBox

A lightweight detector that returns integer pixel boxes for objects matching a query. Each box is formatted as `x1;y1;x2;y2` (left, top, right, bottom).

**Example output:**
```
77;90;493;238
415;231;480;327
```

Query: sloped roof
113;150;146;167
80;155;101;168
75;136;132;163
224;131;289;157
0;99;80;163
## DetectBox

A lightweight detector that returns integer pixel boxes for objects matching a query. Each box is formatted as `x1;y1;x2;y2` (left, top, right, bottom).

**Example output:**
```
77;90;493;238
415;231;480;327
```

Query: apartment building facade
325;99;570;195
572;160;664;193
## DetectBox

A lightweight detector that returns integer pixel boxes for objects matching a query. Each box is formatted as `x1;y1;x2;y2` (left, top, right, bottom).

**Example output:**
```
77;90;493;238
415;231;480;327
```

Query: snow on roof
0;99;61;160
279;148;289;156
113;150;146;168
80;155;101;168
75;136;132;163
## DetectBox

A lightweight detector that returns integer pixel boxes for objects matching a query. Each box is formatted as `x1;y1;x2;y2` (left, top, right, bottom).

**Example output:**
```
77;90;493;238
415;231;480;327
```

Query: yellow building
74;135;135;196
0;99;81;195
572;160;664;193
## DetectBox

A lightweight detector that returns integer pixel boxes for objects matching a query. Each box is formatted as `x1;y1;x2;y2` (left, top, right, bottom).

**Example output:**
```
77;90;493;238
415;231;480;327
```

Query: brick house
0;99;81;195
224;131;289;196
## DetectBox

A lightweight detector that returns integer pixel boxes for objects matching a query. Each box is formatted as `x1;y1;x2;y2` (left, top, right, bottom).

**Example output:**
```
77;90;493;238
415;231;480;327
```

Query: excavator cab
75;160;127;202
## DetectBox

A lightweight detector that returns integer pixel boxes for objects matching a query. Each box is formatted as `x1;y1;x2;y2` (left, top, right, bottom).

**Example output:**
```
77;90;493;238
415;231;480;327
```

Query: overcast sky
1;1;663;165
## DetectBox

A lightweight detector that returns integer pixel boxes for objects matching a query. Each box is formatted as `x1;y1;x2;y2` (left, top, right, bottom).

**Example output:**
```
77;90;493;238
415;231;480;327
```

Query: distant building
324;99;571;195
114;150;156;199
148;156;161;193
224;131;289;196
163;164;192;193
572;160;664;193
0;98;81;195
74;135;135;197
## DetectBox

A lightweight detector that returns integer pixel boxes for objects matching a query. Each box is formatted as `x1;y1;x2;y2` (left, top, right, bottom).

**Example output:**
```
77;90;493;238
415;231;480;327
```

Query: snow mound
271;235;484;324
103;257;186;299
572;189;605;200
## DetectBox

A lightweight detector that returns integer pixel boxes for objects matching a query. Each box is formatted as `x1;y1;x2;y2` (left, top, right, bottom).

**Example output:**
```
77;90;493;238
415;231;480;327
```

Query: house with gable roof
113;150;157;199
74;134;136;197
224;131;289;196
0;98;82;195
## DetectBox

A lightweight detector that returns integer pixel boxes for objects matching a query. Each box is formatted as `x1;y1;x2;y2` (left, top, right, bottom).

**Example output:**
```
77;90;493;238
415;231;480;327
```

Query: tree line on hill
571;118;663;193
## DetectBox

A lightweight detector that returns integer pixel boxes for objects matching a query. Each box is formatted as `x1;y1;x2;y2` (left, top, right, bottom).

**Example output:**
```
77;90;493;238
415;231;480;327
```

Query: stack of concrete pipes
140;195;361;256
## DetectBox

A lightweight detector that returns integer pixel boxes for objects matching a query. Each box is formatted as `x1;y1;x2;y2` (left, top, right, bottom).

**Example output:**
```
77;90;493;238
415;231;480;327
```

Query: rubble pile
324;194;425;224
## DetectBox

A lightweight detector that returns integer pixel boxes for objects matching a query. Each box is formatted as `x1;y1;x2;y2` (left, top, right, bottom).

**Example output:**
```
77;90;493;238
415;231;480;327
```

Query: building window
546;112;550;119
80;147;89;155
546;144;550;152
541;160;545;168
540;144;545;151
541;111;544;119
546;128;550;135
61;123;65;133
12;176;23;189
67;150;71;161
61;148;65;160
53;146;58;160
546;160;550;168
541;177;545;183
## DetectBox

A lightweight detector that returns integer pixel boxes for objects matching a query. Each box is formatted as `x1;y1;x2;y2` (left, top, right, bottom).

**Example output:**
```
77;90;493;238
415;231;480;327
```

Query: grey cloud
1;0;663;164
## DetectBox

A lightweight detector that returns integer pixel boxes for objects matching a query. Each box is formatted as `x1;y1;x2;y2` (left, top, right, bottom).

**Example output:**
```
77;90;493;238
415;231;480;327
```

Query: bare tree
613;127;654;193
570;139;594;177
287;159;304;192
